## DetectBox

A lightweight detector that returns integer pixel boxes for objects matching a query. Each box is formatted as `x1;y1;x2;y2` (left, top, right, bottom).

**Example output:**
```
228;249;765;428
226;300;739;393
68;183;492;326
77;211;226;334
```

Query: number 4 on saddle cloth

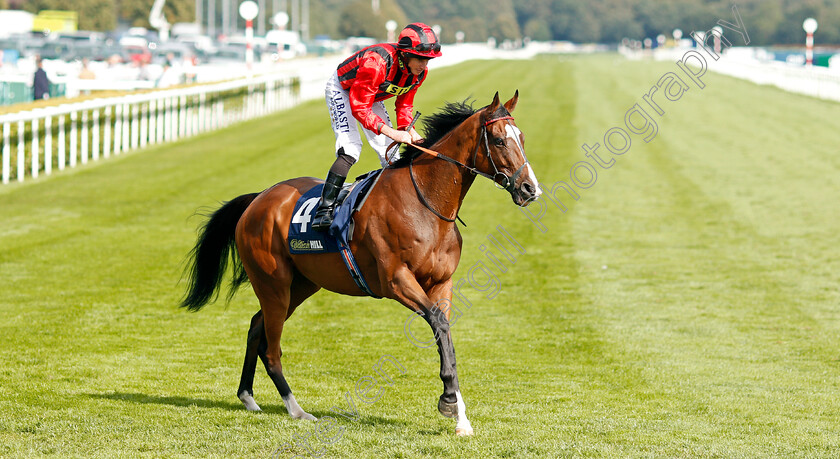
288;169;384;297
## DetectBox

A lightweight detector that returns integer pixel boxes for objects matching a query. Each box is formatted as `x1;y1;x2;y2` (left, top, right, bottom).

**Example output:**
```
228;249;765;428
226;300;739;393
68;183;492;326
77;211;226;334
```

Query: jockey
311;22;442;231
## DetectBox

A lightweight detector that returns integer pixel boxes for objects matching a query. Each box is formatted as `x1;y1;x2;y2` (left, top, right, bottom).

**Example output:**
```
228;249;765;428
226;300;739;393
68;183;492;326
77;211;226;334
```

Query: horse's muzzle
512;180;541;207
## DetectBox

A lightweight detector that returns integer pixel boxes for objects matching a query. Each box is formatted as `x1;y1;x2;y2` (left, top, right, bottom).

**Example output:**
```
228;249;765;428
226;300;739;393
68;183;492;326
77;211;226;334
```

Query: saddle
287;169;383;297
287;170;383;255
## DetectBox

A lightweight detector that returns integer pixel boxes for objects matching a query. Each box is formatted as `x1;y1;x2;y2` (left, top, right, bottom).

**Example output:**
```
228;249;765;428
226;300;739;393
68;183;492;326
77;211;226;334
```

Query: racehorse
180;91;541;436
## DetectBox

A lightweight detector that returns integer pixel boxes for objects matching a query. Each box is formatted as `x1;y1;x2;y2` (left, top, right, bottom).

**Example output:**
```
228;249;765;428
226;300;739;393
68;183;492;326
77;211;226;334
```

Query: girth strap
338;242;380;298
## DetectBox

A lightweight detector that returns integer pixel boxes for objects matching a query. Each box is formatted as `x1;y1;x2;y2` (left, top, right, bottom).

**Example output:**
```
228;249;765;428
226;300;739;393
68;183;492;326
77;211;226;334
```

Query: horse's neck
410;126;480;221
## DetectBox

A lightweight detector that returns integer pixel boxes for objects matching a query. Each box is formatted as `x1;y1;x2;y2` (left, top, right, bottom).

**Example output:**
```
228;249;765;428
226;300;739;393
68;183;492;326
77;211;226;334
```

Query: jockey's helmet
397;23;442;58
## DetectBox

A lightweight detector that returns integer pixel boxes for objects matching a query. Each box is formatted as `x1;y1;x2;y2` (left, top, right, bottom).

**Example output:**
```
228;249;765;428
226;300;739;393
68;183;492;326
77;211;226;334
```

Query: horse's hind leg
236;274;320;415
237;311;266;411
245;261;320;420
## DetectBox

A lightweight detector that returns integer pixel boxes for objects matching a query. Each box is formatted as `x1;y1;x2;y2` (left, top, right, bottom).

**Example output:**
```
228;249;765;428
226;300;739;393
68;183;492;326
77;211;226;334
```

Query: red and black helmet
397;23;442;58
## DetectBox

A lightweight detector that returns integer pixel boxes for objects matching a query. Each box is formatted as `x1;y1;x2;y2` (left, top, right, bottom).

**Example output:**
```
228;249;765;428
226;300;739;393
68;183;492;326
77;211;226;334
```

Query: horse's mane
389;99;478;168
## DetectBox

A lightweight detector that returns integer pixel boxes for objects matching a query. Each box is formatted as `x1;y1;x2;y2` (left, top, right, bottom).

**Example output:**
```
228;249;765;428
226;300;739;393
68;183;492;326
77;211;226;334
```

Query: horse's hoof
238;392;262;411
293;411;317;421
455;426;474;436
438;398;458;418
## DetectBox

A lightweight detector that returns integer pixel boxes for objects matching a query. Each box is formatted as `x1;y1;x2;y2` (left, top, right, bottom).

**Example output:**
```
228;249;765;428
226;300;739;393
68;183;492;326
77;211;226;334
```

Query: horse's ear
504;90;519;113
486;91;501;114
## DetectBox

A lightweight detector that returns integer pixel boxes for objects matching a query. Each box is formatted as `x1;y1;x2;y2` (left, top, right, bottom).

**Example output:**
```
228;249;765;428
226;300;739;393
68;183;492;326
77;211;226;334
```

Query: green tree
523;18;552;41
337;0;407;40
115;0;194;29
773;0;820;44
488;13;521;42
633;0;681;39
23;0;116;31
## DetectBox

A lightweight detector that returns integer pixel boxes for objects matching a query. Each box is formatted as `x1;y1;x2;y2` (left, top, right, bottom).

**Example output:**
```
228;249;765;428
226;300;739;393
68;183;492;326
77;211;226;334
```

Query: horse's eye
494;137;505;146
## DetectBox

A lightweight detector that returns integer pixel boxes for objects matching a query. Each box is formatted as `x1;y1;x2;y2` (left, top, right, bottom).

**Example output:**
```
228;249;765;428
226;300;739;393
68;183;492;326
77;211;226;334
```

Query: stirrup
311;206;335;231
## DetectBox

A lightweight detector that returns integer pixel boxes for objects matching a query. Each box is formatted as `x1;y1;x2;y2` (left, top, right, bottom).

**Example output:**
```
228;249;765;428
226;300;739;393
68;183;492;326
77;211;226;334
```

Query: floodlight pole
803;18;818;67
240;1;259;70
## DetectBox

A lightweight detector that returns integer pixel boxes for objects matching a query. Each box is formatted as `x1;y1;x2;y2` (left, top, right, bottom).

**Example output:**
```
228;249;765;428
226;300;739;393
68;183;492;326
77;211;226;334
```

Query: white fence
0;42;561;186
651;46;840;104
710;57;840;103
1;73;299;185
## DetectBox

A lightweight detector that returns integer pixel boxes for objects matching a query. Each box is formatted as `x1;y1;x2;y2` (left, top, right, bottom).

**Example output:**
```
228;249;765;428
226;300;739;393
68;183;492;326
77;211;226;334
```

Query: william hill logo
290;239;324;251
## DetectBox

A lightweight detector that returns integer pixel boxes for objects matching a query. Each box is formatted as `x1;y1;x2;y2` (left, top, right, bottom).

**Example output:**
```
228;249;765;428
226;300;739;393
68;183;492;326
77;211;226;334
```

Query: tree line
8;0;840;46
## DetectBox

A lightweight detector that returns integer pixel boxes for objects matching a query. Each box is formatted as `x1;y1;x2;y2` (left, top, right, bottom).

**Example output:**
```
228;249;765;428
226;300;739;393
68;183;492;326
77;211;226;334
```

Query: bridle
406;115;530;223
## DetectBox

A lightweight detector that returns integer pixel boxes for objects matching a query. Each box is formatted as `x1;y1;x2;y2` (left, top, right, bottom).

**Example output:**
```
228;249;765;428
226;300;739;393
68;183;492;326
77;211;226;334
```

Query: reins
403;115;529;225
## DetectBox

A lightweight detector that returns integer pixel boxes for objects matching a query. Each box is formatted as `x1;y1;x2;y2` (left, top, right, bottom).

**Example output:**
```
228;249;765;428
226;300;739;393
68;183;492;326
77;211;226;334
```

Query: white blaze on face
504;123;542;198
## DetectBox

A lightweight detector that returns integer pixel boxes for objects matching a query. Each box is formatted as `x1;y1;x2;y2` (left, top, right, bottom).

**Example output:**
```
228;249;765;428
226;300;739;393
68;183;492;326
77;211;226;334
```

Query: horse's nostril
521;182;534;195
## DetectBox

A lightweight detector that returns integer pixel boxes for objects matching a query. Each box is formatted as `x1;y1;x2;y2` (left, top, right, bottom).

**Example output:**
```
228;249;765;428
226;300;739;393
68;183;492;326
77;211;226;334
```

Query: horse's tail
180;193;260;312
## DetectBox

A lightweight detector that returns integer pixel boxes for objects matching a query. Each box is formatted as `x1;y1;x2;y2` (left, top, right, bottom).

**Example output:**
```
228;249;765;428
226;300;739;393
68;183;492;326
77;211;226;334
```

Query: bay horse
180;91;541;436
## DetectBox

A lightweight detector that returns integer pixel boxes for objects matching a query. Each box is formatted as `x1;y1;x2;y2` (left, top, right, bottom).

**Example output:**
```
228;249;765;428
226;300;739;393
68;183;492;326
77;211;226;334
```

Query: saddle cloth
287;169;382;255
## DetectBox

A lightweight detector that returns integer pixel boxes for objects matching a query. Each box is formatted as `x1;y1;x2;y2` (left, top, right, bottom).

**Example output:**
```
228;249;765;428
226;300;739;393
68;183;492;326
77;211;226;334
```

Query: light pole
712;25;723;55
208;0;216;39
803;18;818;67
694;30;706;50
222;0;230;38
274;11;289;30
258;0;266;36
239;0;259;70
432;24;442;41
385;20;397;43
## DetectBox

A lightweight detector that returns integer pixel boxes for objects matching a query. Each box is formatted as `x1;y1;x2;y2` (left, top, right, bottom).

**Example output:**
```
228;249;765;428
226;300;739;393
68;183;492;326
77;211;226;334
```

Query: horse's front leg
426;280;473;436
387;269;473;436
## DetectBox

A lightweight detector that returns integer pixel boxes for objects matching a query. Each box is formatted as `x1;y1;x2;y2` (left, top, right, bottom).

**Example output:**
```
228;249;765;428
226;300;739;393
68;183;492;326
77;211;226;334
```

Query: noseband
407;115;529;223
475;116;530;194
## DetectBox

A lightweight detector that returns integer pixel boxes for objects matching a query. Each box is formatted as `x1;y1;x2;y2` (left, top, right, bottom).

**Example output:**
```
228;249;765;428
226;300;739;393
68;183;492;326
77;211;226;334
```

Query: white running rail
1;73;299;185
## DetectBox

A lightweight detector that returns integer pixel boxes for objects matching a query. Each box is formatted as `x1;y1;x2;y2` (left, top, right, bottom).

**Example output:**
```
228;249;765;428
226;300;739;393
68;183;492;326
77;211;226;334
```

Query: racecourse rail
649;46;840;103
0;42;556;186
9;41;827;187
0;74;300;184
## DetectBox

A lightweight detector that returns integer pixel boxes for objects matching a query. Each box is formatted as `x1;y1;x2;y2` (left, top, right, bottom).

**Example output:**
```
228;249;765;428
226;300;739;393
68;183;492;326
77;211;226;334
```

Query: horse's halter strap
407;114;528;223
474;116;529;195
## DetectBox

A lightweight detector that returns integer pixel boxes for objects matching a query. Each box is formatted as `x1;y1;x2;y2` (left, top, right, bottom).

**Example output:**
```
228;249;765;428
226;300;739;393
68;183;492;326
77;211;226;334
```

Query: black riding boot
311;171;346;231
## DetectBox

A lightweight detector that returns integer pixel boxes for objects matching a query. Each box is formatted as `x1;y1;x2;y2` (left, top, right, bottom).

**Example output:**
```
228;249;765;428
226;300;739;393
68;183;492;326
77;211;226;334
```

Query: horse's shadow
86;392;409;427
88;392;287;414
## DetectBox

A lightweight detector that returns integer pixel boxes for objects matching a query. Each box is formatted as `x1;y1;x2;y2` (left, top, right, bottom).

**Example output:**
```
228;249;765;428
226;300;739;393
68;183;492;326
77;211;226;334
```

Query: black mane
389;99;478;168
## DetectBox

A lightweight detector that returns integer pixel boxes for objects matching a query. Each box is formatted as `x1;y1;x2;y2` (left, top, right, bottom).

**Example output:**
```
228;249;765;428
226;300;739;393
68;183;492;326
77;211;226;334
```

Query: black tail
180;193;260;312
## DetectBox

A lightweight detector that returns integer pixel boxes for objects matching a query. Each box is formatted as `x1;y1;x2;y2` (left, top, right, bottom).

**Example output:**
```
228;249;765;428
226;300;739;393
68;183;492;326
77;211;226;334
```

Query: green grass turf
1;55;840;457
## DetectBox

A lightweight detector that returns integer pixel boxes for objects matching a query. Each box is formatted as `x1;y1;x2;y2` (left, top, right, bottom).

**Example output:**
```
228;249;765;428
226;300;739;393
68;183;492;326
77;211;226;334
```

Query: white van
265;30;304;60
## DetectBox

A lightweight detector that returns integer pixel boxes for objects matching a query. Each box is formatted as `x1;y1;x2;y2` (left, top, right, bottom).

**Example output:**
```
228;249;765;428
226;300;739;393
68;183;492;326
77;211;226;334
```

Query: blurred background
0;0;838;105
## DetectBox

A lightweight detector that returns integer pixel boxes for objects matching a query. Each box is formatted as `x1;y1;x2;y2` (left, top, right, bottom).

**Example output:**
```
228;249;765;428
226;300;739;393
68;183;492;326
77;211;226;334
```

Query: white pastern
454;390;474;436
282;394;317;421
238;391;262;412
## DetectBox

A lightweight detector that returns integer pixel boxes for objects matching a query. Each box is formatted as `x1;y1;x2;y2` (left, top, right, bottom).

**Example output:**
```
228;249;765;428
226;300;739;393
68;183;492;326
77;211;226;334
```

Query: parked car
124;45;152;65
56;31;105;43
0;33;46;59
266;29;304;60
209;44;248;63
152;41;197;65
38;40;74;60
